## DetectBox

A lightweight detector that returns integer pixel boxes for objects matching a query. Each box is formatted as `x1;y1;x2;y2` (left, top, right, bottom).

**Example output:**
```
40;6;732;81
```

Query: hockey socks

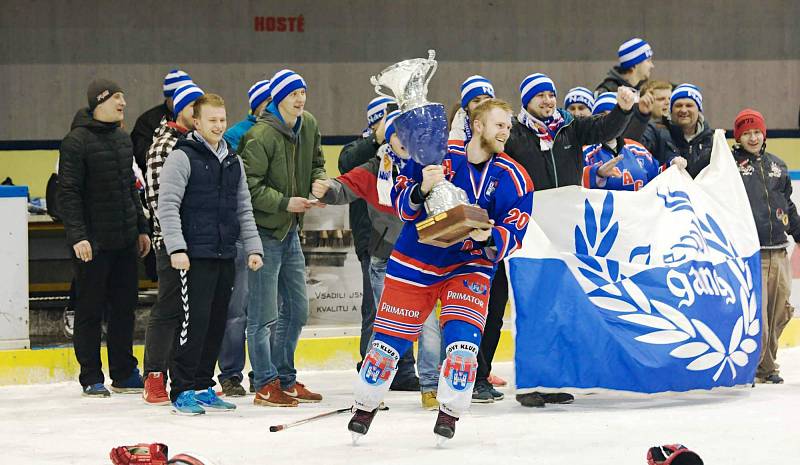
436;320;482;419
353;333;412;412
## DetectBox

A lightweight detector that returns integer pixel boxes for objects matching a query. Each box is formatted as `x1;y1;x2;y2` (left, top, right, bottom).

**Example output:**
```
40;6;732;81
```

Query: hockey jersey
386;140;534;287
582;138;662;192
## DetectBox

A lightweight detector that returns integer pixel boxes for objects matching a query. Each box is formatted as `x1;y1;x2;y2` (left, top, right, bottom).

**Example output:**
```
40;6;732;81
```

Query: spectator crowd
56;37;796;420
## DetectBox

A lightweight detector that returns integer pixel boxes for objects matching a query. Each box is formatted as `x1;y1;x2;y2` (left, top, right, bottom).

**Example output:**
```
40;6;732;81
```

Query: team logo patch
737;160;754;176
769;162;782;178
463;279;488;295
443;344;478;392
361;343;397;386
484;177;499;199
776;208;789;226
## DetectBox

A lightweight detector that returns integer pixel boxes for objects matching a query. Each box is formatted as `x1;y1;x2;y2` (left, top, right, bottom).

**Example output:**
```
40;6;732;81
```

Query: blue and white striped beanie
460;75;495;109
163;69;193;98
269;69;307;107
564;87;595;109
670;84;703;112
367;96;395;127
248;79;271;113
520;73;556;109
618;38;653;70
172;83;204;117
592;92;617;115
383;110;401;143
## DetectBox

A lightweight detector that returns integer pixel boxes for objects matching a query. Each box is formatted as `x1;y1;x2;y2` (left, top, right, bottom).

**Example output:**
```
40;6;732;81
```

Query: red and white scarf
518;108;565;150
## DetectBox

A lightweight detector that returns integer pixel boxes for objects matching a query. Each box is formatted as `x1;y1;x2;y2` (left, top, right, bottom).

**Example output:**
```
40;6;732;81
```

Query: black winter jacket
504;106;632;191
58;108;148;251
642;116;714;178
733;145;800;248
638;119;677;165
338;136;380;261
131;102;172;174
595;67;645;94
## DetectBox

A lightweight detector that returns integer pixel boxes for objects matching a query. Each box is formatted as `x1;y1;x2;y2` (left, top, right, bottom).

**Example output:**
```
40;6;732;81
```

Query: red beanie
734;109;766;142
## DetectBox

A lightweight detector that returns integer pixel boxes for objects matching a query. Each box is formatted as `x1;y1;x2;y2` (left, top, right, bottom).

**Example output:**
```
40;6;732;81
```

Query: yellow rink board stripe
2;139;800;197
1;319;797;386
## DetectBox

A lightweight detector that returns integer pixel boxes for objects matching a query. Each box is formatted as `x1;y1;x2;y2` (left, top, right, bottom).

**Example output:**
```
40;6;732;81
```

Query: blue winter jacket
224;114;257;153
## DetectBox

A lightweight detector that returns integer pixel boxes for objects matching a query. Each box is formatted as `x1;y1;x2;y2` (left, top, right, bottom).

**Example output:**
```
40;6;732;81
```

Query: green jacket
240;111;327;240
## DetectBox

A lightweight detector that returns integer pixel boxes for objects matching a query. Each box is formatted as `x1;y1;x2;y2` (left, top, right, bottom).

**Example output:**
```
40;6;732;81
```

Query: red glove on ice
109;443;169;465
646;444;703;465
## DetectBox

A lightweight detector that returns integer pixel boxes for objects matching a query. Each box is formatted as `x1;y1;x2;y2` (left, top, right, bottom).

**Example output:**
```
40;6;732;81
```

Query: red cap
734;108;766;142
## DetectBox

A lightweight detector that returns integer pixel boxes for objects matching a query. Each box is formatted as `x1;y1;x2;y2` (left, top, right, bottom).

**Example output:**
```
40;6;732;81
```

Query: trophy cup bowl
371;50;491;247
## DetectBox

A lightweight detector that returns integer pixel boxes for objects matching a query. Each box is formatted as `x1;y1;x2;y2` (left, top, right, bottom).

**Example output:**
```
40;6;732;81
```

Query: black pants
477;261;507;382
72;244;139;386
143;247;181;376
169;258;234;401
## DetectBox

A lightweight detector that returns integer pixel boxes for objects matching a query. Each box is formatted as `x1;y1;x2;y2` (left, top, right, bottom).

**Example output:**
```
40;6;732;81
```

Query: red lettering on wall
253;15;305;32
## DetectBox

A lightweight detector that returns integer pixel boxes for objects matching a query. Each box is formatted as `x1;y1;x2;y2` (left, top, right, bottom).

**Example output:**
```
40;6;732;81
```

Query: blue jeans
217;241;249;383
369;256;443;392
246;227;308;390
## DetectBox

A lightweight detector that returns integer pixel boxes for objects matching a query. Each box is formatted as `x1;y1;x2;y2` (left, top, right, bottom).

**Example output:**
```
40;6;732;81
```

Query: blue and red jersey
386;140;534;288
582;138;663;192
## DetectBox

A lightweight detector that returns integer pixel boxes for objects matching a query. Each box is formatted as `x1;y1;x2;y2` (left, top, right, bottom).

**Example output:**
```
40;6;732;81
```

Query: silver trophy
371;50;490;246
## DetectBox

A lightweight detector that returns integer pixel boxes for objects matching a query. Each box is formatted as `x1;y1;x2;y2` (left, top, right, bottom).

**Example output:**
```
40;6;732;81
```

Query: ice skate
433;409;458;446
348;408;378;444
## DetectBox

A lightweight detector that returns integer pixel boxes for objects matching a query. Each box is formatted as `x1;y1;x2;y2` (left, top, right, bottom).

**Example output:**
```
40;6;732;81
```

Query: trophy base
416;204;491;248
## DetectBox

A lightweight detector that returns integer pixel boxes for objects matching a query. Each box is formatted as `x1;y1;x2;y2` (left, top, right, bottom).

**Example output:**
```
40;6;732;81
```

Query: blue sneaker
82;383;111;397
111;368;144;394
172;391;206;416
196;388;236;412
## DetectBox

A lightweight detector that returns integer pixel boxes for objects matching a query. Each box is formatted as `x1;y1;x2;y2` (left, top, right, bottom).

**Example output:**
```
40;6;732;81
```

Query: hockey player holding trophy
348;51;534;444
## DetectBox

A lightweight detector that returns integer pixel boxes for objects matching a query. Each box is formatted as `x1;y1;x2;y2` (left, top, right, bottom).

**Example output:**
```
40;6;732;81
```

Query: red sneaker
254;379;298;407
283;381;322;403
487;373;507;387
142;372;170;405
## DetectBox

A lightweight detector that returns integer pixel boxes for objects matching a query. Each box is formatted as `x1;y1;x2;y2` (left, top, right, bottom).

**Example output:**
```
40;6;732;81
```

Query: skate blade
435;434;450;448
351;432;365;445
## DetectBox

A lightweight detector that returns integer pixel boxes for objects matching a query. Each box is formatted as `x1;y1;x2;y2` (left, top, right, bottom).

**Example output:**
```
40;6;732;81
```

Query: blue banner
510;130;762;393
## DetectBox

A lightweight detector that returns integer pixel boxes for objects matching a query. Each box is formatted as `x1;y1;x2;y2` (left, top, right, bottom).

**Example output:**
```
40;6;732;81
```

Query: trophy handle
370;75;394;100
423;49;438;91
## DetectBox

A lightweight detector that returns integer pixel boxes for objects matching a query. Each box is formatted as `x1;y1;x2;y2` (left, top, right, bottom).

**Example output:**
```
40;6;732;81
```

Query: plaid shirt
145;118;188;249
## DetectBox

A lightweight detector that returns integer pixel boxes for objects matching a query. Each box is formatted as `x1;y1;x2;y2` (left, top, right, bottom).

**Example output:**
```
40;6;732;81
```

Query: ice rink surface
2;348;799;464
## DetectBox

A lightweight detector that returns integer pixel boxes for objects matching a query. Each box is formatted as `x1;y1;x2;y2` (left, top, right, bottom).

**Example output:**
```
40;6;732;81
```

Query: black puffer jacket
733;145;800;248
338;135;380;261
131;102;171;173
504;106;632;190
58;108;148;251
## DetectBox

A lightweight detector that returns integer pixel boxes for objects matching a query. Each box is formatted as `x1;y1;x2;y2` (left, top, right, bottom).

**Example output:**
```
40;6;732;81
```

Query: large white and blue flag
510;130;762;393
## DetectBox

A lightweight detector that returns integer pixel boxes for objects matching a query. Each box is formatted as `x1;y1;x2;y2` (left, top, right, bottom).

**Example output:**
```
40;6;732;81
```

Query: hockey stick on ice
269;407;353;432
268;403;390;432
